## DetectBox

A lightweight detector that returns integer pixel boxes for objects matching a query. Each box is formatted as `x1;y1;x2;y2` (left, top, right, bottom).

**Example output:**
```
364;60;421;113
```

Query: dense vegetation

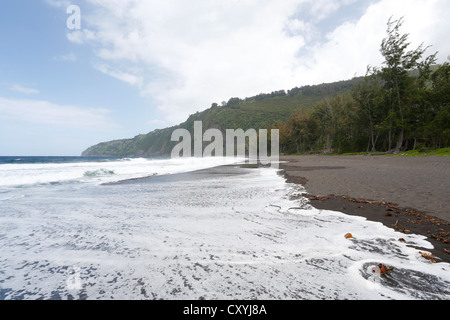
83;17;449;157
274;17;449;154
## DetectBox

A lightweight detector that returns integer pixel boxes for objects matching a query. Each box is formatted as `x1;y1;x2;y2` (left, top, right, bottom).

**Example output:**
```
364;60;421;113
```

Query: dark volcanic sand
279;155;450;263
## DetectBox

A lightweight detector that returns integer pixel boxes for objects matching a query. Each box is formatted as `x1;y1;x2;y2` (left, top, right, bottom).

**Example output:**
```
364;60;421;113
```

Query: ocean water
0;156;449;300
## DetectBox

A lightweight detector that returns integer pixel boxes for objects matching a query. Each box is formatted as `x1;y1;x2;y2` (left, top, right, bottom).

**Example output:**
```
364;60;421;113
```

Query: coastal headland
279;155;450;263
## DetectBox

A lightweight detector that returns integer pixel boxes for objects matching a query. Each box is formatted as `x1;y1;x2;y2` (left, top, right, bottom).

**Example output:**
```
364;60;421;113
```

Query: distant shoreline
279;155;450;263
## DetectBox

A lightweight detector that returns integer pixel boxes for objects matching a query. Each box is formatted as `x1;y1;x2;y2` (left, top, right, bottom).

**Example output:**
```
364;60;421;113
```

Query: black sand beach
279;155;450;263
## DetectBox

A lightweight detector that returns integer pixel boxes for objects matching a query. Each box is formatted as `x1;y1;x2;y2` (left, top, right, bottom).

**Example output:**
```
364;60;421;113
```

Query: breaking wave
83;169;116;177
0;156;243;188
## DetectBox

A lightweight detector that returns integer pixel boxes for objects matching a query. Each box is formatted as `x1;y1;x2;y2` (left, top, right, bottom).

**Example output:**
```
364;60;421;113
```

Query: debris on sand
419;251;437;263
371;264;394;275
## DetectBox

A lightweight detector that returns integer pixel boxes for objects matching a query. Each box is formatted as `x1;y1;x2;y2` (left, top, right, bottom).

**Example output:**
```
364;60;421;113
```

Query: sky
0;0;449;156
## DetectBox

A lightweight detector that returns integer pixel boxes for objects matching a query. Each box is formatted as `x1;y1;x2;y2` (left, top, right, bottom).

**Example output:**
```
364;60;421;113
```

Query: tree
227;97;241;108
426;61;450;148
333;94;361;153
287;109;319;153
378;16;437;152
352;67;385;152
312;97;338;153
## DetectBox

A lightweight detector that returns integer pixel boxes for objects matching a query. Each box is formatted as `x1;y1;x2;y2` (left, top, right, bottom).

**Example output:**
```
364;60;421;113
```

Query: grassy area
286;147;450;157
394;147;450;157
337;151;386;156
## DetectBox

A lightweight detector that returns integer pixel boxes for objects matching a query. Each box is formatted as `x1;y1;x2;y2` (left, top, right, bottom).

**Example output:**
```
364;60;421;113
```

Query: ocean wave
83;169;115;177
0;156;244;188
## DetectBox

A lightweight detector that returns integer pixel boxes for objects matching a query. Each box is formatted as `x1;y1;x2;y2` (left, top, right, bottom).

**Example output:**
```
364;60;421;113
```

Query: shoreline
98;157;450;263
279;155;450;264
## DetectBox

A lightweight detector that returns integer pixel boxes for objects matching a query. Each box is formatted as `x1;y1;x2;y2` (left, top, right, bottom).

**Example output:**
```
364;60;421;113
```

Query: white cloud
10;85;39;95
73;0;307;124
65;0;450;125
308;0;342;22
0;97;117;130
95;64;143;87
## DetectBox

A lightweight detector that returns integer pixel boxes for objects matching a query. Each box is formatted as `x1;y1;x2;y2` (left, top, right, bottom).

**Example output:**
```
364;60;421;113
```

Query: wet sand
279;155;450;263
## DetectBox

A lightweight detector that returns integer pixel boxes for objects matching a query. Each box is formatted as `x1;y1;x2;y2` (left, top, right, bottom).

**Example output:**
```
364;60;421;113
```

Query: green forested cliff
81;78;361;156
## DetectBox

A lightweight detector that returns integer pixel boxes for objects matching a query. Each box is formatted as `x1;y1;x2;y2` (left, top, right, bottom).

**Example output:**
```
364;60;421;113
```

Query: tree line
273;17;449;154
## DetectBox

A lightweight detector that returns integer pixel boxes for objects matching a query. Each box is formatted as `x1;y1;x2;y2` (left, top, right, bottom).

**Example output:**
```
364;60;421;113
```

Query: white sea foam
0;156;243;188
0;159;449;300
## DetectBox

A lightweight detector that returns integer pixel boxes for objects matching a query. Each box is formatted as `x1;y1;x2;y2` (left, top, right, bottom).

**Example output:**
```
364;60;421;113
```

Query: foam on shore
1;160;449;300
